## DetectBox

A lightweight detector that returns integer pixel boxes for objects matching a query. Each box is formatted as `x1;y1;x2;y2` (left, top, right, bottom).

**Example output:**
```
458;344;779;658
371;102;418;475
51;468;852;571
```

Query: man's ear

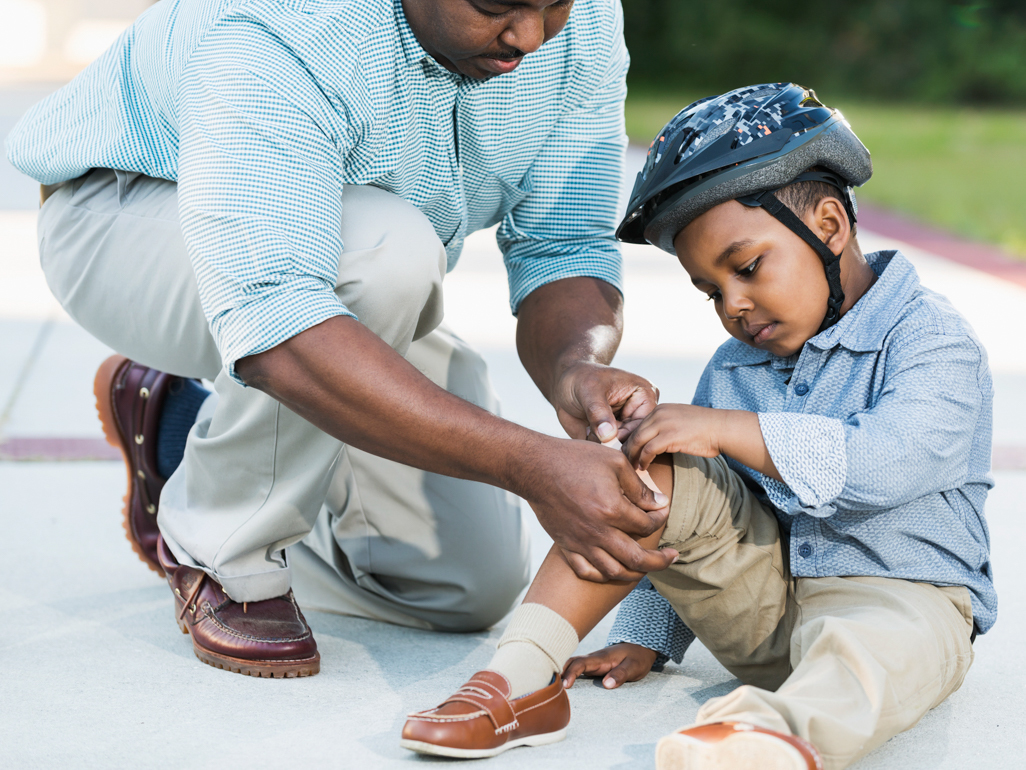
810;196;851;257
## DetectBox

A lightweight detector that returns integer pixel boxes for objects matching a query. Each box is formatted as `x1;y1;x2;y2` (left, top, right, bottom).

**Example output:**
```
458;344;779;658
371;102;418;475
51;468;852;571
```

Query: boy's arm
605;577;696;665
623;405;781;481
756;332;986;516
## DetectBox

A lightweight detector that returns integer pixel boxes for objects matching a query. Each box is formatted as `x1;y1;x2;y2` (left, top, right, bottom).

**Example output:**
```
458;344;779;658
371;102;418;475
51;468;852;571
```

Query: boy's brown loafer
401;670;570;758
156;536;320;678
94;355;175;575
656;722;823;770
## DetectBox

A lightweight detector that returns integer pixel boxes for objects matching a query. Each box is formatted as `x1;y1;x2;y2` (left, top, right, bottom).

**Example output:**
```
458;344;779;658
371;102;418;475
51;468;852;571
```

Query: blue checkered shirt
609;251;997;661
5;0;628;383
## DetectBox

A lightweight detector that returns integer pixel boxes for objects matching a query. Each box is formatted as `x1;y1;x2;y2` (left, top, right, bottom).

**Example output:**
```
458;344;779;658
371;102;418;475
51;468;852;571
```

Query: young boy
400;83;995;770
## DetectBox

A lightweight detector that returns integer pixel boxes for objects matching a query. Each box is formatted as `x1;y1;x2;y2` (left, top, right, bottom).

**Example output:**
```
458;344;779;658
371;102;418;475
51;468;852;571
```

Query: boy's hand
622;404;725;470
623;404;782;481
562;643;660;689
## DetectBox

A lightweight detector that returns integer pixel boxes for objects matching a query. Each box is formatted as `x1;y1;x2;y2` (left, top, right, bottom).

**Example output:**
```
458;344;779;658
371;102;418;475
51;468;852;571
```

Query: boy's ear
809;196;851;257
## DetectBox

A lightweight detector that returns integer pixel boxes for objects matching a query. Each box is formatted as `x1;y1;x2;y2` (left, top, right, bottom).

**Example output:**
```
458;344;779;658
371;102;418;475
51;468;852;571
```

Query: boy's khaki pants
37;168;530;631
650;454;976;770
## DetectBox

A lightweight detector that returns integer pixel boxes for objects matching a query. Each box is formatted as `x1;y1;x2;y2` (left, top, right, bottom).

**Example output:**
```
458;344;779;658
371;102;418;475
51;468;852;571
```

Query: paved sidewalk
2;134;1024;767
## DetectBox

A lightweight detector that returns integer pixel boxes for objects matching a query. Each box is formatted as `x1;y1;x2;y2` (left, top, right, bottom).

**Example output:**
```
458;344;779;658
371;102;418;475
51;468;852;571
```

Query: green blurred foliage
623;0;1026;104
624;94;1026;257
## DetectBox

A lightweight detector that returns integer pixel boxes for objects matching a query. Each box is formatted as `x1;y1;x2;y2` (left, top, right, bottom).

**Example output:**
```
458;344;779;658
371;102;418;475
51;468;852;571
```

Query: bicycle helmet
617;83;872;331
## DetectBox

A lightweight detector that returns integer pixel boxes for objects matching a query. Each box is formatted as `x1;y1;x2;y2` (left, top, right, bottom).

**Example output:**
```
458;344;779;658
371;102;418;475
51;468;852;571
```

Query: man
6;0;674;677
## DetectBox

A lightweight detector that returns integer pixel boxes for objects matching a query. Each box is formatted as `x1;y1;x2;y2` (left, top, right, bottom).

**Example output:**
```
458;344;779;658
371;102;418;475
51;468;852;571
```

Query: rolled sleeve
498;3;628;313
759;412;846;516
759;332;985;516
606;578;696;666
177;19;354;385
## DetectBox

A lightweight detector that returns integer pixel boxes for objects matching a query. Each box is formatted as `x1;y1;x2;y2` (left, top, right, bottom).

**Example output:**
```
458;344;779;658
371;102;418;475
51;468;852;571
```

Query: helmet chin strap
737;190;846;333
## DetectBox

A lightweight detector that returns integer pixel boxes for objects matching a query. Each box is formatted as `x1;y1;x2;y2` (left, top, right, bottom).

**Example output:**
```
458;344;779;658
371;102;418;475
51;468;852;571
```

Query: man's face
673;200;831;358
403;0;574;80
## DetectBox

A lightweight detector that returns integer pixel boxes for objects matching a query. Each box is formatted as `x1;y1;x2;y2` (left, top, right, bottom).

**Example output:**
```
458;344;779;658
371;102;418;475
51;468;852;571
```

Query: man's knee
336;185;446;345
432;545;531;633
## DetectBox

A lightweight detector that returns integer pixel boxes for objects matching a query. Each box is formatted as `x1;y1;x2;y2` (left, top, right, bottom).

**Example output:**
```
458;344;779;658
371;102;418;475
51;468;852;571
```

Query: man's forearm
237;316;547;495
515;277;623;403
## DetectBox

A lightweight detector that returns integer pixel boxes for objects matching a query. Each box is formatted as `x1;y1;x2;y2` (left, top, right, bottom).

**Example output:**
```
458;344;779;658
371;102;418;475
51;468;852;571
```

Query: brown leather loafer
157;536;320;678
401;670;570;758
656;722;823;770
94;355;177;575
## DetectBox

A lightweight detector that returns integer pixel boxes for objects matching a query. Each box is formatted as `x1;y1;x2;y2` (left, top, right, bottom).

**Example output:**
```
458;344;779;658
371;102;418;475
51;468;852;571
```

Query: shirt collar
394;0;431;67
717;249;920;368
808;250;920;353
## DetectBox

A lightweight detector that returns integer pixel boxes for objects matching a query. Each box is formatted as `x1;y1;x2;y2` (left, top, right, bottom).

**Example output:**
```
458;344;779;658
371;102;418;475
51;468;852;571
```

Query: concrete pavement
1;128;1024;768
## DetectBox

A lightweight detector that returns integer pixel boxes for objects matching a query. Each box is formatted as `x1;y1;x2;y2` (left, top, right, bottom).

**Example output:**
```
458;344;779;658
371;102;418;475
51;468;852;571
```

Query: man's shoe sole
94;354;163;576
174;614;321;678
399;729;567;759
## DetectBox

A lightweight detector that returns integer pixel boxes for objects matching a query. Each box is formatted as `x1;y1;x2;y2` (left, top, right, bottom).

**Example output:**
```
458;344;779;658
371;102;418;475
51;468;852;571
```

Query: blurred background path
2;2;1025;768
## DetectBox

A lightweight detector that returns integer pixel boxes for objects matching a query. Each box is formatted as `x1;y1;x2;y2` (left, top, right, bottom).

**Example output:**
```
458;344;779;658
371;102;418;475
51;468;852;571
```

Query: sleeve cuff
209;283;357;386
606;577;696;665
758;412;847;517
502;241;623;315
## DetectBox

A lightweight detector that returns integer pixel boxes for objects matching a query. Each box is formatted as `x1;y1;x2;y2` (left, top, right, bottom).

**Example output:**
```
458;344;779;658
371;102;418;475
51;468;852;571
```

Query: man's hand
552;361;659;444
522;438;676;582
562;642;659;689
623;404;781;481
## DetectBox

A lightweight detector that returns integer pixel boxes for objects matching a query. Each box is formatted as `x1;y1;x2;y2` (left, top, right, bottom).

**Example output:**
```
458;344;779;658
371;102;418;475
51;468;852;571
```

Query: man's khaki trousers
650;454;976;770
38;168;530;631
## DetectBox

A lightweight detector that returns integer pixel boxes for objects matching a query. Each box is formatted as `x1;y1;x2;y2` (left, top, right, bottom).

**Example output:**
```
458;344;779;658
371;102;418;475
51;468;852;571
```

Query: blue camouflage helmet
617;83;873;331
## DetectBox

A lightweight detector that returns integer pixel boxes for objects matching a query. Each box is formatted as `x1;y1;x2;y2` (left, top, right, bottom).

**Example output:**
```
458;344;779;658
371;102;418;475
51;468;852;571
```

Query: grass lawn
624;91;1026;258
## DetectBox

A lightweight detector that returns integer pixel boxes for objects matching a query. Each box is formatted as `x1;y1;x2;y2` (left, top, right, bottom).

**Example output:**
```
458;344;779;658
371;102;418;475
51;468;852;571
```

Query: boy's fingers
602;661;633;689
563;652;620;688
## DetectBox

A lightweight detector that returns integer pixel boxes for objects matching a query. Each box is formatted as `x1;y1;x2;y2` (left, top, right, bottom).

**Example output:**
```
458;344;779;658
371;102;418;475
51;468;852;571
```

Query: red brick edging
858;204;1026;290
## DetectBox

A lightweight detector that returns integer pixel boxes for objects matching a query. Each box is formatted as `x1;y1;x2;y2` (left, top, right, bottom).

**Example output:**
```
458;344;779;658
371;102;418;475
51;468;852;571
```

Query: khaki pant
38;168;530;630
651;454;975;770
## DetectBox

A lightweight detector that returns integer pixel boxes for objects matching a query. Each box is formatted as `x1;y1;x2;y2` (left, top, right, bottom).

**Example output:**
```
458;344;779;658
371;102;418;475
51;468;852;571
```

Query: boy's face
673;200;831;358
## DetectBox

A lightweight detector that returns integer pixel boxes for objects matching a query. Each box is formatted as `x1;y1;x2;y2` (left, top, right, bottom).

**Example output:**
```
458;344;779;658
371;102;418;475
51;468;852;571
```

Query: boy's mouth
745;321;777;345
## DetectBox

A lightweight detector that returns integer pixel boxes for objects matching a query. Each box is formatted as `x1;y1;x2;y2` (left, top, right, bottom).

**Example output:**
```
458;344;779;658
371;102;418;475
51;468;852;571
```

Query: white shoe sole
656;730;811;770
400;728;567;759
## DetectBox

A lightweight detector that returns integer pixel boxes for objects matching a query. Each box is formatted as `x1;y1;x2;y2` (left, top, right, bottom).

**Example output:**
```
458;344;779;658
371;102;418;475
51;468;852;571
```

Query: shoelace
178;573;206;621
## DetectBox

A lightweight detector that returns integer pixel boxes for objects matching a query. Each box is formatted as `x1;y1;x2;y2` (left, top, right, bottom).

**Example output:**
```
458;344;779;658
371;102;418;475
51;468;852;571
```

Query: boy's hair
774;166;859;239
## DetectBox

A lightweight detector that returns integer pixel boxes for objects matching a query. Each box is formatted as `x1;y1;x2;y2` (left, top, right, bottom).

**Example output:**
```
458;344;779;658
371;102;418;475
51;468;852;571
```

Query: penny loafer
401;670;570;758
94;355;177;575
156;536;320;678
656;722;823;770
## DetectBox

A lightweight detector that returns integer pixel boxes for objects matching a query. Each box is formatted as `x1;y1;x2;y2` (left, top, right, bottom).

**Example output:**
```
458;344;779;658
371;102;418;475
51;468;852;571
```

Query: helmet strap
738;190;846;332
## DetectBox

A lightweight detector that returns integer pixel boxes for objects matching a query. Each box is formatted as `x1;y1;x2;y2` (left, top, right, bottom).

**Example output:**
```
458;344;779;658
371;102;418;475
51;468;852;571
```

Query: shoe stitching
513;688;564;716
201;604;312;644
406;712;487;724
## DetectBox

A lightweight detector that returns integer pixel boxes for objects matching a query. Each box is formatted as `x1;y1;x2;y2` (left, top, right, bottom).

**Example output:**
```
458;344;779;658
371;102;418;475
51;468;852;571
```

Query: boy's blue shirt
609;249;996;663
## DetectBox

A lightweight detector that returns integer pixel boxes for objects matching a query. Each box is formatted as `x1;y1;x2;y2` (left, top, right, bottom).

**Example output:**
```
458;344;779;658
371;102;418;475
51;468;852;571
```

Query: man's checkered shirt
610;251;997;661
6;0;628;383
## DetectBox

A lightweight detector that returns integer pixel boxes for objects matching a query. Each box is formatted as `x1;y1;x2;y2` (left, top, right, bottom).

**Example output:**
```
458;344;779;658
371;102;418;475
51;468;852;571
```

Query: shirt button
794;382;810;396
798;542;812;558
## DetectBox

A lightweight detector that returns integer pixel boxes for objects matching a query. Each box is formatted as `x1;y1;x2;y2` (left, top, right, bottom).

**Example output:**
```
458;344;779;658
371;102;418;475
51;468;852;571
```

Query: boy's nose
721;292;750;319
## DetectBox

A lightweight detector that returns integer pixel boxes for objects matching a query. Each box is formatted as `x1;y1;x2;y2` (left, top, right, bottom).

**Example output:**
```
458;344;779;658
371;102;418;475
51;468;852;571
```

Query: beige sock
487;603;580;699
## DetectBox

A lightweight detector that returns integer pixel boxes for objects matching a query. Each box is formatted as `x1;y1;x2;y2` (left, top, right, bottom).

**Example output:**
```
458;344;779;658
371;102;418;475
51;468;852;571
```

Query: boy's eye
706;291;721;302
737;257;761;277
